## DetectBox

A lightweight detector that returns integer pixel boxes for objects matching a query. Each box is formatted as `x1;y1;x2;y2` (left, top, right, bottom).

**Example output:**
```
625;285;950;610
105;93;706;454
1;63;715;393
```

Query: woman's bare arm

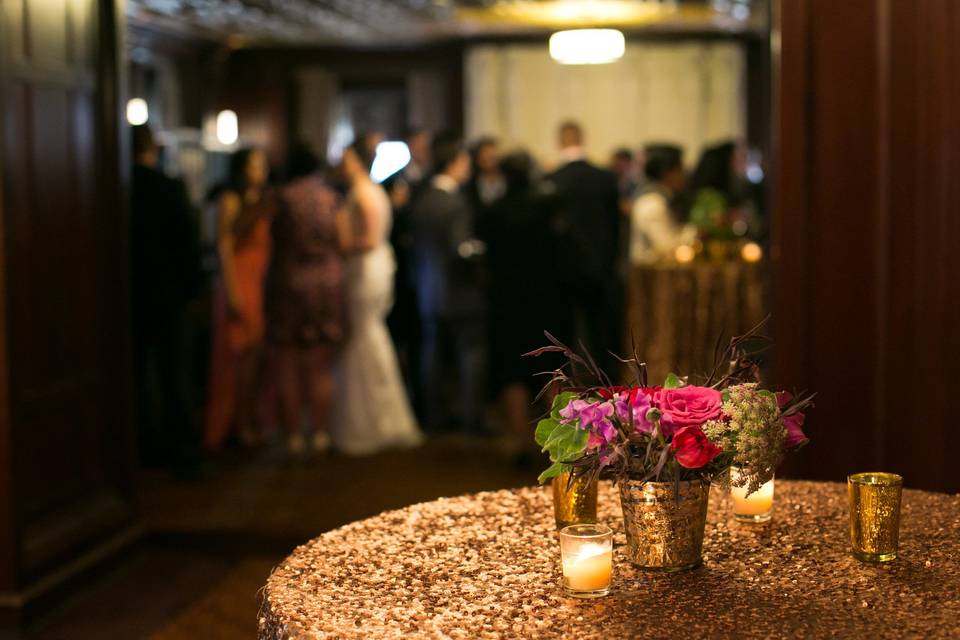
338;183;382;253
217;191;242;314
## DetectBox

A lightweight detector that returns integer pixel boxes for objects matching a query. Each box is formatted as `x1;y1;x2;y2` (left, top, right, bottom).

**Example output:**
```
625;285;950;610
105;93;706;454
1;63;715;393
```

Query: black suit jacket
543;159;620;290
131;164;201;336
410;184;483;320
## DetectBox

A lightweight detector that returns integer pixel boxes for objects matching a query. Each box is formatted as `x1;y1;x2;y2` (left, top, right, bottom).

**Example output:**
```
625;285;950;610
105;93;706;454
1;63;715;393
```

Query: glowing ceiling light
126;98;148;125
549;29;625;65
216;110;239;146
370;141;411;183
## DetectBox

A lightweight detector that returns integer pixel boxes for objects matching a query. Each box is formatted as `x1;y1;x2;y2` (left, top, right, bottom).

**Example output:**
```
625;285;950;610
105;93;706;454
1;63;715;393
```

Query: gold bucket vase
619;478;710;571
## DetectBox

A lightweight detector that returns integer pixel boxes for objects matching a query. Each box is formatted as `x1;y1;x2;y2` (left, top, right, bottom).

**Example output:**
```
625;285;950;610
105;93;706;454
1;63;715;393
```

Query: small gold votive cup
730;468;775;523
558;524;613;598
848;472;903;563
552;471;598;530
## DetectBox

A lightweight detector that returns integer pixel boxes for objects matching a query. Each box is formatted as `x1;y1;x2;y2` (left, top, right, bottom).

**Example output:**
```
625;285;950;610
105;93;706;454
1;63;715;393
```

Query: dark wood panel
2;0;26;63
0;77;21;599
27;0;68;65
223;43;465;166
774;0;960;492
0;0;135;609
883;0;959;491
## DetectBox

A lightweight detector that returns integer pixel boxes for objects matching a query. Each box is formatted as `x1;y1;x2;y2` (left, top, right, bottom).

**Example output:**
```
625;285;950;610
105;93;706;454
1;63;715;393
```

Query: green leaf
560;428;590;462
541;421;577;456
664;373;681;389
550;391;578;421
538;461;566;484
758;389;776;400
541;422;589;463
721;390;731;403
534;418;559;447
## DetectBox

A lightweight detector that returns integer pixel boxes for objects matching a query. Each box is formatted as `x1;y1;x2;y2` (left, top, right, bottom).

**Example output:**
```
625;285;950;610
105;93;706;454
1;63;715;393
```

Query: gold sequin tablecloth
259;481;960;639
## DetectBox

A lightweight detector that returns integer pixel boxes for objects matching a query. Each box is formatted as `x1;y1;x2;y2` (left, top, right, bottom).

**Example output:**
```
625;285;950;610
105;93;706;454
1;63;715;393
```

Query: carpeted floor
23;436;538;639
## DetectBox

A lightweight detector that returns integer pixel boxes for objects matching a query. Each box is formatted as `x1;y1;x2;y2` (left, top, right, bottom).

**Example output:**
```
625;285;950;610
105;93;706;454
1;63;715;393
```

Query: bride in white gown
332;142;423;455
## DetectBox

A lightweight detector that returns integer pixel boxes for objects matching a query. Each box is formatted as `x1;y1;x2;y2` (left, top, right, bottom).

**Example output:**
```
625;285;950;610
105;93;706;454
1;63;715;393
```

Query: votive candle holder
552;470;598;530
848;472;903;563
730;468;775;523
558;523;613;598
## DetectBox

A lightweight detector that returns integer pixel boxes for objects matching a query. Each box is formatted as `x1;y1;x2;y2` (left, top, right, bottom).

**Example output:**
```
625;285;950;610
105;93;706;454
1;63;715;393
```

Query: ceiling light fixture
126;98;148;125
549;28;625;65
216;110;239;146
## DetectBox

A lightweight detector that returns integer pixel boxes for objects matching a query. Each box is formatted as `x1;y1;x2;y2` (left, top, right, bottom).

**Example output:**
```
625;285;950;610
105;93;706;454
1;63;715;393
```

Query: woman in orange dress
204;148;274;450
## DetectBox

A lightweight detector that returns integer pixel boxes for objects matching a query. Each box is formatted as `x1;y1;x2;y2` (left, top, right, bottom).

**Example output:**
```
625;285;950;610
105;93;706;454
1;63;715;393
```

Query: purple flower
613;390;655;435
579;401;616;444
558;399;590;423
579;401;613;428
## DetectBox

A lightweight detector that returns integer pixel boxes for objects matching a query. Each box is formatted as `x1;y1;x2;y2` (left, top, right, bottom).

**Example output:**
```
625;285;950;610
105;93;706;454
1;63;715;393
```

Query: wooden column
773;0;960;492
0;0;137;622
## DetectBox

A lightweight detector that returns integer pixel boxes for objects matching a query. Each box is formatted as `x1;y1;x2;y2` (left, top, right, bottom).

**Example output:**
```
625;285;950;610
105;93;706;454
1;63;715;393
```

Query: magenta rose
671;425;723;469
653;386;723;435
777;391;809;449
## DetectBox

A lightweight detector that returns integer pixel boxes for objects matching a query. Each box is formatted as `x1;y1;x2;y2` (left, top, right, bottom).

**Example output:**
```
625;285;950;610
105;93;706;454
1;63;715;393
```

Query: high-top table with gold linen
258;481;960;640
626;260;765;383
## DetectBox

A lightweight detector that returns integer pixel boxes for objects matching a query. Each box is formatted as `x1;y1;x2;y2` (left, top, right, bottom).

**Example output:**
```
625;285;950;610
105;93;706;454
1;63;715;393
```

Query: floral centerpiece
530;322;812;570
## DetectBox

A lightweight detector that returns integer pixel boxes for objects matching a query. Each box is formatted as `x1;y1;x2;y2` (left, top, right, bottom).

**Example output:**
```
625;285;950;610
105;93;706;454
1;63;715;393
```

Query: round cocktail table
259;481;960;639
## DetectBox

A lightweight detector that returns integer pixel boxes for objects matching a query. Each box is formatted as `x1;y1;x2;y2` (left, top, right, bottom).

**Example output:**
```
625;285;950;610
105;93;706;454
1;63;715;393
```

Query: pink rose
671;425;723;469
654;386;723;435
777;391;809;449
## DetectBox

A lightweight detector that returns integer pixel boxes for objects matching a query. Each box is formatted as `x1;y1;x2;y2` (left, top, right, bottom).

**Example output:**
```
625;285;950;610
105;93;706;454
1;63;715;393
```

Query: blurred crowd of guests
130;121;764;475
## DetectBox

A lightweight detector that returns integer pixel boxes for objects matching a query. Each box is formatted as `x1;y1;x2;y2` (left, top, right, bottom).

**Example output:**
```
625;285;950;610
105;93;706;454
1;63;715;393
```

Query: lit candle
563;543;612;591
730;468;775;522
559;524;612;598
674;244;696;263
741;241;763;263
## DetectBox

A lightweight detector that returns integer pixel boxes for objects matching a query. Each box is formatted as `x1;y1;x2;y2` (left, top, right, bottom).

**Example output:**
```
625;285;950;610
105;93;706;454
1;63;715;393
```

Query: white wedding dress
332;182;423;455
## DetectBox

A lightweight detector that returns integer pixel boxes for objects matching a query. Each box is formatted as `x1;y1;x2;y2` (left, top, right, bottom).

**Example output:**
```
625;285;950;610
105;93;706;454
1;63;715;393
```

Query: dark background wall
773;0;960;493
223;44;466;167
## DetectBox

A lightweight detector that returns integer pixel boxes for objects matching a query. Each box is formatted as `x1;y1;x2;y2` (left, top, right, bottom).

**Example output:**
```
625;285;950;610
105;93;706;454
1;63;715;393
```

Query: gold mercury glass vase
619;478;710;571
552;471;598;530
848;472;903;563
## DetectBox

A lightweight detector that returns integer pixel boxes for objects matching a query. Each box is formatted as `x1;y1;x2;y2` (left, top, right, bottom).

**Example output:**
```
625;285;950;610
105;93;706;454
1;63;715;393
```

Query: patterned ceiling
127;0;764;46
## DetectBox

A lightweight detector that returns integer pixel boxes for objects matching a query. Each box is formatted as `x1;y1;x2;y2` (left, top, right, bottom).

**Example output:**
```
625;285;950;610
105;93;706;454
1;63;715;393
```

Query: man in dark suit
543;121;623;377
131;124;202;474
410;134;486;432
385;128;433;413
